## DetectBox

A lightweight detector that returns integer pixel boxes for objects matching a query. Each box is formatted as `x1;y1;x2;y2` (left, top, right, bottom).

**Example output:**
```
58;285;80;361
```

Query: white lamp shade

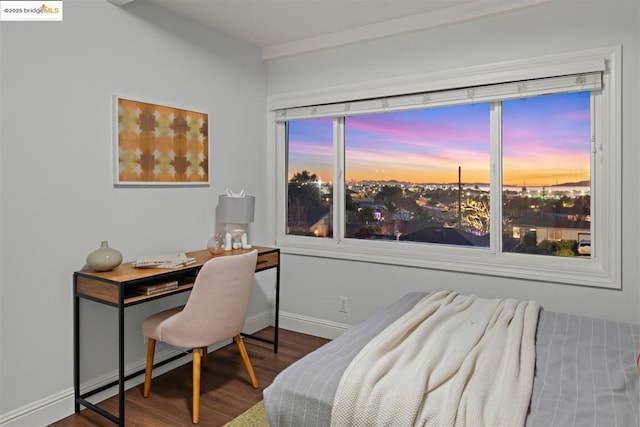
217;195;255;224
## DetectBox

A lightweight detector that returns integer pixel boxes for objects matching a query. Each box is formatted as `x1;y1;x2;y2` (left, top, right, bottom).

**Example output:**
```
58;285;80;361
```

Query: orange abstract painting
115;97;209;186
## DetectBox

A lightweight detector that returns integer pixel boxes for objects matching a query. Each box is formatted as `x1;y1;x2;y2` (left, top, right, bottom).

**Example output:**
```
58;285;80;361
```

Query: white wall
0;0;268;424
267;1;640;330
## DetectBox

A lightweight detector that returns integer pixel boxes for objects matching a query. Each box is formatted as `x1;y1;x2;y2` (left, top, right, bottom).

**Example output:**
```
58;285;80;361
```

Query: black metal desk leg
118;295;125;425
73;278;80;413
274;263;280;353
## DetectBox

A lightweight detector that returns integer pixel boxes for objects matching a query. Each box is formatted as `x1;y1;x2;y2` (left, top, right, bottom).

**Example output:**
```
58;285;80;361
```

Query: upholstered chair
142;250;259;424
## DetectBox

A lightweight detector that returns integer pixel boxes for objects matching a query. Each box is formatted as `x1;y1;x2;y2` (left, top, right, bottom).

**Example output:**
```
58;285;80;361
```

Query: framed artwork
113;96;209;187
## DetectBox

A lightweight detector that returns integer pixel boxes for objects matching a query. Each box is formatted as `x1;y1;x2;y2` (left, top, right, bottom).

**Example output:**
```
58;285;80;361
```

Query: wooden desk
73;246;280;426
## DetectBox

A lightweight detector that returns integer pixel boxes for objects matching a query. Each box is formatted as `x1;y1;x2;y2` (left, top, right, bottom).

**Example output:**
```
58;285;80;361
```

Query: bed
264;291;640;426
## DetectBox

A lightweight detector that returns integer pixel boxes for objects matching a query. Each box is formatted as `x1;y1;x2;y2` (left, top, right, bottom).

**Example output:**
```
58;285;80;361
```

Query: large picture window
344;104;491;246
272;47;620;289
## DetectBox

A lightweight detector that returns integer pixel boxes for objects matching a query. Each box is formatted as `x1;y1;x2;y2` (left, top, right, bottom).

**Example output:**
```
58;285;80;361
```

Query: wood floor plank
50;328;329;427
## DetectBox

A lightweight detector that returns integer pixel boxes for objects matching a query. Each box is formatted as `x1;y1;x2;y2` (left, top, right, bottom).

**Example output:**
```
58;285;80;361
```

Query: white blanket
331;290;541;427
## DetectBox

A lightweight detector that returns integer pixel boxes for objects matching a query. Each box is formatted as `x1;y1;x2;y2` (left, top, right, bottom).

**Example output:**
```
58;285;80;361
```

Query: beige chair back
154;250;258;348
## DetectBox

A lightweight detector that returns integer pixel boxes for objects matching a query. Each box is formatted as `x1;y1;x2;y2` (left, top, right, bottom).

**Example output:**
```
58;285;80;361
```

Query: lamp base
224;228;252;251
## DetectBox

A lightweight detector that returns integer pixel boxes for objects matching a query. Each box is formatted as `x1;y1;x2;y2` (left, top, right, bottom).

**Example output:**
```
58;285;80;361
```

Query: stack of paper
133;253;196;268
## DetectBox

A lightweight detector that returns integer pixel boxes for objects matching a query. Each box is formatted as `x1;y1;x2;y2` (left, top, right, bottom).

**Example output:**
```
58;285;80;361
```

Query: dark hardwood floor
50;328;329;427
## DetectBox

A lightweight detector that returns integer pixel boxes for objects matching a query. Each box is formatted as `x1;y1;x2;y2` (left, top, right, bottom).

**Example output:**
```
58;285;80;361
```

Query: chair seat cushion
142;305;185;343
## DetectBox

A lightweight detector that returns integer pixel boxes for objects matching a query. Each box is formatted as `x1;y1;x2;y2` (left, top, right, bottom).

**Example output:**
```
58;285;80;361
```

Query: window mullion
590;94;596;260
334;117;345;243
490;102;502;255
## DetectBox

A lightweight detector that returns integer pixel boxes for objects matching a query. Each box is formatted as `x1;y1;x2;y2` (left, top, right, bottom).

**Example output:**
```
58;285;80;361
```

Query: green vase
86;241;123;271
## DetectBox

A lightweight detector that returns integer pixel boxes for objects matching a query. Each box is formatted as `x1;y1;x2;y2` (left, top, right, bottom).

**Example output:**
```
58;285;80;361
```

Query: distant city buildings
300;179;591;257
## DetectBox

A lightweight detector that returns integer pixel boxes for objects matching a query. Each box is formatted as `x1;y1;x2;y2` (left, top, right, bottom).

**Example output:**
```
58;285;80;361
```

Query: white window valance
274;72;602;122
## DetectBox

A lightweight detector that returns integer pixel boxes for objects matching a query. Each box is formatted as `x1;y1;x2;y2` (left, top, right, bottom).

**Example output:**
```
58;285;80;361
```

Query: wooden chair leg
192;348;201;424
201;346;208;370
233;335;259;388
143;338;156;397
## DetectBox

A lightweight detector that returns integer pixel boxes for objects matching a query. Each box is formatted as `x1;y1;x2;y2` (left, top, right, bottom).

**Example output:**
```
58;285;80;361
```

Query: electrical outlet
338;296;348;313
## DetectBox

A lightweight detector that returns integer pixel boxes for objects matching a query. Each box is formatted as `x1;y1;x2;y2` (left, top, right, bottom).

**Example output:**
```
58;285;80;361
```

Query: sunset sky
287;91;591;187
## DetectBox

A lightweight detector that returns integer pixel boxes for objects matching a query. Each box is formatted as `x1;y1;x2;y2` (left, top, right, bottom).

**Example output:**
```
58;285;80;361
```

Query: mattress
264;292;640;427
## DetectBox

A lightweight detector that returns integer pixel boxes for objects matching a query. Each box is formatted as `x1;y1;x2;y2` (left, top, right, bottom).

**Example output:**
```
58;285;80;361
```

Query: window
271;47;620;289
344;104;490;246
546;230;563;242
286;118;333;238
502;91;592;257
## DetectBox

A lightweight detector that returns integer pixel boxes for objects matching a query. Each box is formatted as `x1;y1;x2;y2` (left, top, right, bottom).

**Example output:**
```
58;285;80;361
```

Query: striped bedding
264;292;640;427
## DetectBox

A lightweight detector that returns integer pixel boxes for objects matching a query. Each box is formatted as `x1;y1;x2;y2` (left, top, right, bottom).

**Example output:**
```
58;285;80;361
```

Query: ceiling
134;0;549;59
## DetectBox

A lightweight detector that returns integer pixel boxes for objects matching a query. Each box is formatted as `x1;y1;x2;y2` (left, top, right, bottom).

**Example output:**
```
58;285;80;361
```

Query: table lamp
217;189;255;251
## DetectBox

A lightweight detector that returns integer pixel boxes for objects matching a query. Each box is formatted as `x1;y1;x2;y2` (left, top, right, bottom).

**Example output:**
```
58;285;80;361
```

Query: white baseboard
0;388;74;427
0;343;205;427
279;311;350;340
0;309;341;426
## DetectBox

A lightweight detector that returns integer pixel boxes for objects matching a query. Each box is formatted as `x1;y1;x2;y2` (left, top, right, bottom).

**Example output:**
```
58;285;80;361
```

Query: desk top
75;246;278;283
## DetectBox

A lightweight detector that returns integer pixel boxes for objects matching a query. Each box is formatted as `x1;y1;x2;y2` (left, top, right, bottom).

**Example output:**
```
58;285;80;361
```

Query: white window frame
268;46;621;289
